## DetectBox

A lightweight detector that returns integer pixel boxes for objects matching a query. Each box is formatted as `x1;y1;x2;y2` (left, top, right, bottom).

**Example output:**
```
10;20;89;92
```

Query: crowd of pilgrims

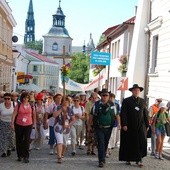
0;86;169;168
0;89;120;164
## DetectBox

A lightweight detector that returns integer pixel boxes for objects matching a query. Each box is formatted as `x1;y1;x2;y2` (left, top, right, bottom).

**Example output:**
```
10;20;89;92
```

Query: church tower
24;0;35;44
43;0;72;67
86;33;95;53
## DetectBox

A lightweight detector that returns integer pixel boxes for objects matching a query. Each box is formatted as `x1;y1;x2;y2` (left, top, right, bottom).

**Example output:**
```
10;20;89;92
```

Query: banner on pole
117;77;128;90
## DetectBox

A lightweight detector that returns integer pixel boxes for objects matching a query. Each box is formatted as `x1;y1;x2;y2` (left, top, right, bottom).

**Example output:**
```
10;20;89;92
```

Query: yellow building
0;0;17;91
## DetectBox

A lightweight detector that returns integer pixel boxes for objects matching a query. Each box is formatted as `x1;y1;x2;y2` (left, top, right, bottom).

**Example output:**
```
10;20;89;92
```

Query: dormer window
52;42;58;51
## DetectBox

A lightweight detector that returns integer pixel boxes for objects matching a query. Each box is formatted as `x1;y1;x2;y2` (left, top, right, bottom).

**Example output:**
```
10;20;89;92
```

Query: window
52;42;58;51
150;35;158;74
33;65;38;72
32;78;37;85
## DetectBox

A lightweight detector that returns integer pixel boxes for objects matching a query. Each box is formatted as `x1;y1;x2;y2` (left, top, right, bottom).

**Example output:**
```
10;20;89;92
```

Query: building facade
146;0;170;105
96;16;135;101
43;1;72;68
25;50;59;93
0;0;16;92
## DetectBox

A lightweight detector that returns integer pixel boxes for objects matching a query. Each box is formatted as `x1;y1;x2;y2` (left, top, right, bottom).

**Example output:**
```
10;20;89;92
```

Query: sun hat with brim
129;84;143;92
159;102;167;109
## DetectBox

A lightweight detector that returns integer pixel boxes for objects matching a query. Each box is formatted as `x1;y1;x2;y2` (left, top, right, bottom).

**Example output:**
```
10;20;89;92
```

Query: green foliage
68;52;90;84
97;34;106;45
118;54;128;73
93;65;105;76
25;39;43;54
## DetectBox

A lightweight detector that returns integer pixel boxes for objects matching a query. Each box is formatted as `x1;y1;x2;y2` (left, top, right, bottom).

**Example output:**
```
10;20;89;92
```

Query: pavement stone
0;138;170;170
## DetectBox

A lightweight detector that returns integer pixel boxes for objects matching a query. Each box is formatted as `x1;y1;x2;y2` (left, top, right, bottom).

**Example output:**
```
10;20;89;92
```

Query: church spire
24;0;35;44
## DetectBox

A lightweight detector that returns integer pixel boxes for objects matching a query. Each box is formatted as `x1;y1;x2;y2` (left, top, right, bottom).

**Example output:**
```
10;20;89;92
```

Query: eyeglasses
102;94;109;97
4;98;11;100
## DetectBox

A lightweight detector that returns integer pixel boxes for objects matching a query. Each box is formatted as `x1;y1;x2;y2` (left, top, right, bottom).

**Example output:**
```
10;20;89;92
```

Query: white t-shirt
46;102;58;127
72;106;84;126
0;102;14;122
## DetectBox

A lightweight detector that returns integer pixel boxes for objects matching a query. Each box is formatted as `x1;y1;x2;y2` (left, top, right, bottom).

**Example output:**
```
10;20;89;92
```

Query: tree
25;39;43;54
68;52;90;84
97;34;106;45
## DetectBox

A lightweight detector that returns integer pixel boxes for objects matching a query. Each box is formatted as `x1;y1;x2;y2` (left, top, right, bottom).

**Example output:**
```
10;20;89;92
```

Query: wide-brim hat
129;84;143;92
99;88;111;95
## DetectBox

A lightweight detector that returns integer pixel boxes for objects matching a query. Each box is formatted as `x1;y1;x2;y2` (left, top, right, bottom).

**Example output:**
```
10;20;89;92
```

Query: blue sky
8;0;138;46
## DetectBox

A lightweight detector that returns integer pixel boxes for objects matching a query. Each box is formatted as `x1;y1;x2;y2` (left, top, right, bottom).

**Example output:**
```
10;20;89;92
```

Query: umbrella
18;84;42;92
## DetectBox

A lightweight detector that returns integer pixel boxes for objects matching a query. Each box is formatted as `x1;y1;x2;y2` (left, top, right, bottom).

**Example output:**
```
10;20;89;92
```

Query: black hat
99;88;111;95
128;84;143;92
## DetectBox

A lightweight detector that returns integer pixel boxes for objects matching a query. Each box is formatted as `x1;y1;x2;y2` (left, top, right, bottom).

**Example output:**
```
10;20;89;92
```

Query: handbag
164;122;170;136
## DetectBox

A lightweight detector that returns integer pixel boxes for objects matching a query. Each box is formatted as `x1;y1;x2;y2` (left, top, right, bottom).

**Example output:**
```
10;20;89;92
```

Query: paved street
0;139;170;170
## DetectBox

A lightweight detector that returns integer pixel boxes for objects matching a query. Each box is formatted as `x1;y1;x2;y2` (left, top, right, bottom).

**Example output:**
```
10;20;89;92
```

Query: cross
62;45;66;99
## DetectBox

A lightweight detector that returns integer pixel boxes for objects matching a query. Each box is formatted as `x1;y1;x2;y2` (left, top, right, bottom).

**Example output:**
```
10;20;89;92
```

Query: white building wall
124;0;150;98
147;0;170;106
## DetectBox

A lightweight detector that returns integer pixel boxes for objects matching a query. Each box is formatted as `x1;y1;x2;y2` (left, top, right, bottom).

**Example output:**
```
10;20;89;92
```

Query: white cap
159;102;167;109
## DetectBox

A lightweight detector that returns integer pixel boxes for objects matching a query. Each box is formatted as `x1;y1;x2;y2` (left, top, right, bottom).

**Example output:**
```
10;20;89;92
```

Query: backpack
92;100;116;127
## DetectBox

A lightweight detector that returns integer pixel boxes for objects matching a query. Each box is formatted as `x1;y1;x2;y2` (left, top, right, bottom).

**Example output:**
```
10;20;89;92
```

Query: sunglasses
74;100;79;102
4;98;11;100
102;94;109;97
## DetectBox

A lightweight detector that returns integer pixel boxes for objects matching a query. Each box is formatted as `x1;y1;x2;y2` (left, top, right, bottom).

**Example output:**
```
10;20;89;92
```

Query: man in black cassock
119;84;149;167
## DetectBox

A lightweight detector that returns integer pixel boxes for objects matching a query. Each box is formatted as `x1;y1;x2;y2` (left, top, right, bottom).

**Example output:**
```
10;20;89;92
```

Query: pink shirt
16;103;33;126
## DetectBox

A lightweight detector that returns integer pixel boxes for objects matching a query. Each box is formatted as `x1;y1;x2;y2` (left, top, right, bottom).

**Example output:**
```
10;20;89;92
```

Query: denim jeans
95;126;112;163
151;130;156;153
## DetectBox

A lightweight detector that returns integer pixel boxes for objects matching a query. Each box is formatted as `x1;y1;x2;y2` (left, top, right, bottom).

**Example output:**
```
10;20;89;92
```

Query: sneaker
1;153;7;157
106;153;109;158
155;153;159;159
23;158;29;163
159;155;164;160
17;157;22;162
150;152;155;156
57;158;62;164
99;162;104;168
79;146;84;150
71;151;76;156
91;151;96;155
7;150;11;156
49;149;54;155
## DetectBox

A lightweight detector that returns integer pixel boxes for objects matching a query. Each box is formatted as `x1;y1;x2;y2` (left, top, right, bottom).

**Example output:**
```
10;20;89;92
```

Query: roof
97;16;136;49
102;25;120;36
25;51;59;65
102;16;135;36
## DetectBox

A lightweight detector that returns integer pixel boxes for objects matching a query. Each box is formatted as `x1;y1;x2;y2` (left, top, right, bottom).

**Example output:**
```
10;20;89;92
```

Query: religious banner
59;69;106;92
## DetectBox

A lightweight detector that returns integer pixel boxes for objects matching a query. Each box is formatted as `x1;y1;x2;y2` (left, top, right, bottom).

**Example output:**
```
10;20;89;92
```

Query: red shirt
16;103;33;126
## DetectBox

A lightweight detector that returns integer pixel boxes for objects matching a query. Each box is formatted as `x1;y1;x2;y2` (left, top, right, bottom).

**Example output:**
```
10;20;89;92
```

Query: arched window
52;42;58;51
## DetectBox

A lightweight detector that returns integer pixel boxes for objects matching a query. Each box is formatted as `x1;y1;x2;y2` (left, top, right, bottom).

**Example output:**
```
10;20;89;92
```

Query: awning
17;74;33;80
